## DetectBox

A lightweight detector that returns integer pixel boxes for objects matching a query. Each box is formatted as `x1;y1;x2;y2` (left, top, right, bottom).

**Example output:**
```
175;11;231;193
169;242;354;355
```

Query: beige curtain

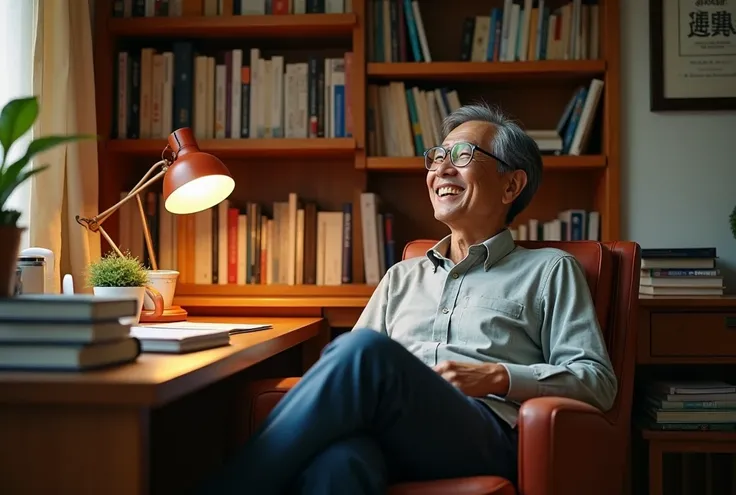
28;0;100;294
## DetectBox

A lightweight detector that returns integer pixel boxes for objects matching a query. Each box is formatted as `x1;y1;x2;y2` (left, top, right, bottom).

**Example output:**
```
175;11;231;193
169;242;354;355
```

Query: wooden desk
0;316;327;495
634;296;736;495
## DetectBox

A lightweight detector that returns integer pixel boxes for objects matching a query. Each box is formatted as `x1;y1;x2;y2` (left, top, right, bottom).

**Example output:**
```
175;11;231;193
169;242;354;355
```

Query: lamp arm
76;159;169;270
95;159;168;224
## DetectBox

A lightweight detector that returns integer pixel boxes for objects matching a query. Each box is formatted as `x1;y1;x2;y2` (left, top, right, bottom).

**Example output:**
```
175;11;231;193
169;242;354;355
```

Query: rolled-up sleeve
499;255;618;412
353;269;392;335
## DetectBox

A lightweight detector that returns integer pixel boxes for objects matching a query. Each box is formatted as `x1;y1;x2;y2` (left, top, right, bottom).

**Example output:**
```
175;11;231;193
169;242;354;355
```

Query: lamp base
139;305;188;323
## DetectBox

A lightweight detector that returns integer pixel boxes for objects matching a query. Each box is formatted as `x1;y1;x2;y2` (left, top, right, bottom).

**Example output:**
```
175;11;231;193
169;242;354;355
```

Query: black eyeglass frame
422;142;512;171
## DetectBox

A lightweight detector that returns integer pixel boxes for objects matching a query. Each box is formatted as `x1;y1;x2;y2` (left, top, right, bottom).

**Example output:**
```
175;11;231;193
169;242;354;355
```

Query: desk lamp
76;127;234;322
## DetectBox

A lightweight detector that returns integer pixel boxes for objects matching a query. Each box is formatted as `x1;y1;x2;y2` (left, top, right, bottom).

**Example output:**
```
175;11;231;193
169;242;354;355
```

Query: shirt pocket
455;295;525;347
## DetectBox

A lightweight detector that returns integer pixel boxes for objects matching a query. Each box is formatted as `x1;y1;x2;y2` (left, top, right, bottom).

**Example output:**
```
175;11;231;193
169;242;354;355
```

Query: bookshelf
92;0;620;313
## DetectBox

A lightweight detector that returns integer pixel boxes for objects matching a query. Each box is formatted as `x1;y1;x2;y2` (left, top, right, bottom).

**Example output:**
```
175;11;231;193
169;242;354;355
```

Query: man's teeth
437;186;463;197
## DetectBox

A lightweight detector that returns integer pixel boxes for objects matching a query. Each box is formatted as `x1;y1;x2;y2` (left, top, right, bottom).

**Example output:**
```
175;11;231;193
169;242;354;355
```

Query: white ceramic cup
93;286;146;325
144;270;179;310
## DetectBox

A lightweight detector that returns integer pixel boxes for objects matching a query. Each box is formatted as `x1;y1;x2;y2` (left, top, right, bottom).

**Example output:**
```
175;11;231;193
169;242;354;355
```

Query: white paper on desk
136;321;272;335
130;326;230;341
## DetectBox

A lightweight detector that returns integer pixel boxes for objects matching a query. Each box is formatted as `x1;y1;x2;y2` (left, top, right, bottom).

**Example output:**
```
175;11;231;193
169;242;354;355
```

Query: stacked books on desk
638;247;724;297
0;294;141;371
637;380;736;431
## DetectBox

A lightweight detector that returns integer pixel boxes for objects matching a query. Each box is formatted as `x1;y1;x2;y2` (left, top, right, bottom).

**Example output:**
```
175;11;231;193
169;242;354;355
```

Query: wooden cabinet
634;296;736;495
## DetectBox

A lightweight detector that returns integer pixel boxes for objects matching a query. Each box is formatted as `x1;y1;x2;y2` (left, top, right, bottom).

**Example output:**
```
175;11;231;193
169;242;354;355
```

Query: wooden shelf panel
106;138;357;158
366;155;607;171
366;60;606;81
173;283;376;308
108;13;357;38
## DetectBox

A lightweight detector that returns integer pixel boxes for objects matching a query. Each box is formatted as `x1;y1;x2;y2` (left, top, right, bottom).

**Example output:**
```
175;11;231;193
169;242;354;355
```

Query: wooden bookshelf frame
93;0;621;313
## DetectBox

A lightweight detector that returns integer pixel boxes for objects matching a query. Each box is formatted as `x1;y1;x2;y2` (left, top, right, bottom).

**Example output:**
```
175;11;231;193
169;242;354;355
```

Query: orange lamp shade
163;128;235;215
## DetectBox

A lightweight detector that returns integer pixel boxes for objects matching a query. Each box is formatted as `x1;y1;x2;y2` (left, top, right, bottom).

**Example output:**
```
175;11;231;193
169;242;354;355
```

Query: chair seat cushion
388;476;516;495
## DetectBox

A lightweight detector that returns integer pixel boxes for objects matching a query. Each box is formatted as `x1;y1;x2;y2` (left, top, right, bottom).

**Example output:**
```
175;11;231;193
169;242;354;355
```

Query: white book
214;64;227;138
270;55;284;137
194;208;212;284
230;49;243;139
360;192;381;285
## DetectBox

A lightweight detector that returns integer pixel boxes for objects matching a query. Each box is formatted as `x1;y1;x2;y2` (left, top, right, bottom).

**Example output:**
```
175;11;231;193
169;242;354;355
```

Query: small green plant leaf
0;165;49;210
0;97;38;157
1;133;97;175
730;205;736;241
87;251;149;288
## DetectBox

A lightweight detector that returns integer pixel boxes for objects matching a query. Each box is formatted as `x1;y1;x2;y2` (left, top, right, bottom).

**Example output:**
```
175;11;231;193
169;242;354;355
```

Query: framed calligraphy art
650;0;736;111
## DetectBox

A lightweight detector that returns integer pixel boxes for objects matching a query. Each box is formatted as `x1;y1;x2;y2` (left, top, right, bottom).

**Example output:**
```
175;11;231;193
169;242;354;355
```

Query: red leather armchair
247;240;641;495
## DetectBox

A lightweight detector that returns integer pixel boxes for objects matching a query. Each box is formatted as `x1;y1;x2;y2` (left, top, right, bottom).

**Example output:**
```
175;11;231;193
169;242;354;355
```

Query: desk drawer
650;313;736;357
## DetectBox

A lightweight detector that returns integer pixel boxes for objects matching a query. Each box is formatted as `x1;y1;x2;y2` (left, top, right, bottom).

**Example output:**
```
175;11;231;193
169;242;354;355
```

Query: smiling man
197;104;617;495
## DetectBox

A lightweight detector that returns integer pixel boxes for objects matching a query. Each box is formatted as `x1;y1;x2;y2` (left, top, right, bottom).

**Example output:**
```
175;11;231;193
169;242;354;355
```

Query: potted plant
0;96;96;297
730;205;736;241
87;251;150;324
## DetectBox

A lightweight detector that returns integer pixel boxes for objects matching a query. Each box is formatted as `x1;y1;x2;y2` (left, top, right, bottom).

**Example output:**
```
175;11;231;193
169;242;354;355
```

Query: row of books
460;0;600;63
114;45;353;141
366;77;603;158
368;0;599;63
510;209;601;242
368;0;431;63
639;247;724;297
118;190;394;286
637;380;736;432
366;82;461;158
112;0;350;17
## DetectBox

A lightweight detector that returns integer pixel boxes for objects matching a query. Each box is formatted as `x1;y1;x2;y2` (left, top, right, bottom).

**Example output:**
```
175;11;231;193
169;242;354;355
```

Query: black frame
649;0;736;111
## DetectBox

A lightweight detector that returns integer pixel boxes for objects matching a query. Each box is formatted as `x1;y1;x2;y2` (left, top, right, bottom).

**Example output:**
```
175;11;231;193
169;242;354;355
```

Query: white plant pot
93;286;146;325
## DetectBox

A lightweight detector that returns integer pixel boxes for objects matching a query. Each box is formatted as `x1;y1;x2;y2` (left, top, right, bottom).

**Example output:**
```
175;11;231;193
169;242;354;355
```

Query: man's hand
433;361;510;398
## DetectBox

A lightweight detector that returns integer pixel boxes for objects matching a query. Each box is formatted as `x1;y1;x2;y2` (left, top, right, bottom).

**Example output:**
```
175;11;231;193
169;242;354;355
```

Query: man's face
426;121;521;229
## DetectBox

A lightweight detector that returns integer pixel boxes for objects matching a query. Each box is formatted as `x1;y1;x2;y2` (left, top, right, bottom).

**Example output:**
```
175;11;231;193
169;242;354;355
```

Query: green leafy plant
731;205;736;241
87;251;149;288
0;96;96;226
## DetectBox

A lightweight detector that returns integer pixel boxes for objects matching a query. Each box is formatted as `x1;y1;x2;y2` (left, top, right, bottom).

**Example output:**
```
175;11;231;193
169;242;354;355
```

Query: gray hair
441;103;543;225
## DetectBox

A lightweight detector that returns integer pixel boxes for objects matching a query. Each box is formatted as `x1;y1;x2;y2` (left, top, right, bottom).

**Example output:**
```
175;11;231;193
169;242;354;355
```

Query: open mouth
435;185;465;198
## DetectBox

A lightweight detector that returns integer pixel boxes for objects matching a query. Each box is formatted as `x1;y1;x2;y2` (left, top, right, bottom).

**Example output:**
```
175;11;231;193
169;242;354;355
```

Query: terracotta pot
0;225;23;298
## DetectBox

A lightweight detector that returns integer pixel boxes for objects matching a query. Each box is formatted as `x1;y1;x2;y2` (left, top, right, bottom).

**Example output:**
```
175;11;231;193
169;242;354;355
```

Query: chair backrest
402;239;641;430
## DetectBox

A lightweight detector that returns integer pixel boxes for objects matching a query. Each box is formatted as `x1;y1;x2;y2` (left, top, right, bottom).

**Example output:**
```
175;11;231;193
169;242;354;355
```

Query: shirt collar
426;229;516;271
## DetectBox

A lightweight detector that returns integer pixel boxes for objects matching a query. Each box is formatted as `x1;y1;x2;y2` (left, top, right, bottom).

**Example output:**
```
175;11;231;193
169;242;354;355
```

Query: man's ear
501;170;528;205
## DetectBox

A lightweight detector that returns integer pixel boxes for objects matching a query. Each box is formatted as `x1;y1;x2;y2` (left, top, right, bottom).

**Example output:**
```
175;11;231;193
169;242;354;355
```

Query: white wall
621;0;736;292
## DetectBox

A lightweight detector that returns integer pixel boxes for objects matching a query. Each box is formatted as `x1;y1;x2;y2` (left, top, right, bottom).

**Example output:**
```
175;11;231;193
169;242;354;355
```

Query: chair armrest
247;377;300;435
518;397;618;495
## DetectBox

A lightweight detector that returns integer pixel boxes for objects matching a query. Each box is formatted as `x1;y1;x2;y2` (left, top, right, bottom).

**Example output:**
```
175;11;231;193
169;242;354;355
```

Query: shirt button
451;273;459;279
442;307;450;314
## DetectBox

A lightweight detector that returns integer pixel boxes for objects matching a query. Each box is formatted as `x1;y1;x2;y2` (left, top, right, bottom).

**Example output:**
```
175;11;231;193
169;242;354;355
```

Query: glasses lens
450;142;473;167
425;147;446;170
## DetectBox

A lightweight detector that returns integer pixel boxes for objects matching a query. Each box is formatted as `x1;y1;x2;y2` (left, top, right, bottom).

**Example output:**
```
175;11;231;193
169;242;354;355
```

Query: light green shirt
353;228;617;428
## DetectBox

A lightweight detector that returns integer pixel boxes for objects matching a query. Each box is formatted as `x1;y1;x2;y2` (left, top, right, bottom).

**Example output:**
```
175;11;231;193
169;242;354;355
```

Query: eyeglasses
423;141;511;171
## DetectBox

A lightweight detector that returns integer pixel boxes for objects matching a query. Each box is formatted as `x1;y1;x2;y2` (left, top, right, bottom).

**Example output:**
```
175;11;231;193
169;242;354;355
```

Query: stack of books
0;294;141;371
638;247;724;297
637;380;736;431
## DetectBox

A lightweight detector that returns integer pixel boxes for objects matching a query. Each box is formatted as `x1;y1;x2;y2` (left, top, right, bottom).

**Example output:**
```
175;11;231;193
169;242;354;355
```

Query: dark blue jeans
195;329;518;494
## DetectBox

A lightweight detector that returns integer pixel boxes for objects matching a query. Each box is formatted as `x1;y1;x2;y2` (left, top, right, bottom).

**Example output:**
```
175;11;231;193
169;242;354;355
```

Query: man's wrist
488;363;510;396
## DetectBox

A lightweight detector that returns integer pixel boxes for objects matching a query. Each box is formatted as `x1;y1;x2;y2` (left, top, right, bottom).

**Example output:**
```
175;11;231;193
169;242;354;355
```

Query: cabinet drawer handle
726;317;736;328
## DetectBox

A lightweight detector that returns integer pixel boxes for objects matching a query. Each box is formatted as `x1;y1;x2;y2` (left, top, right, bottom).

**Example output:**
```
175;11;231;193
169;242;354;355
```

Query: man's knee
327;328;394;355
